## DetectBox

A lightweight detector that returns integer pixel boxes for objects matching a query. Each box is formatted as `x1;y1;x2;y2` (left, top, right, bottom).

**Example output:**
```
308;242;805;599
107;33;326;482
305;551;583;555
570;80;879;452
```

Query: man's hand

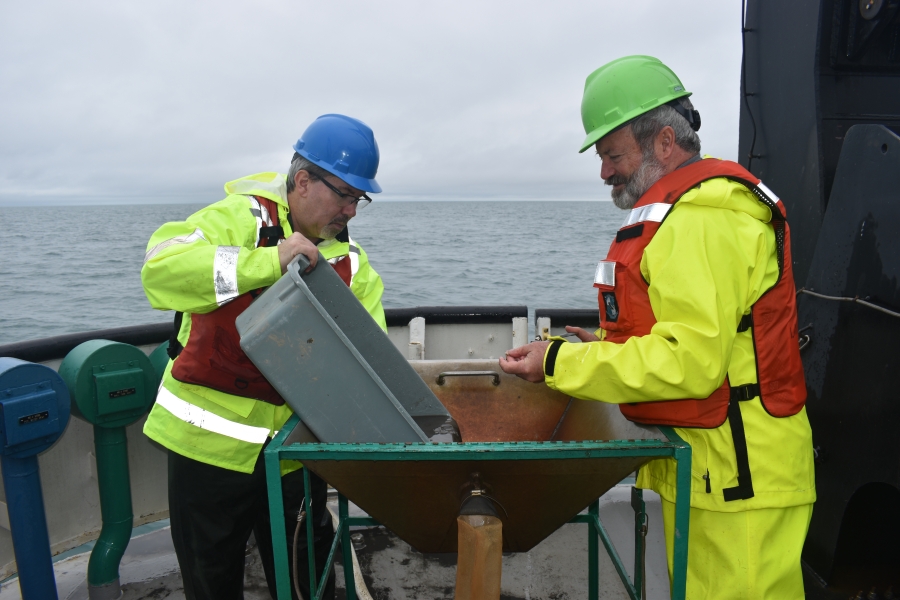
278;232;319;274
565;326;600;343
499;341;550;383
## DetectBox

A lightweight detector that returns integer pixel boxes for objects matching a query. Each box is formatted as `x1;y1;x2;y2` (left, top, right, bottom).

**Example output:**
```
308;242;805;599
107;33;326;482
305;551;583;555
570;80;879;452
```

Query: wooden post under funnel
455;514;503;600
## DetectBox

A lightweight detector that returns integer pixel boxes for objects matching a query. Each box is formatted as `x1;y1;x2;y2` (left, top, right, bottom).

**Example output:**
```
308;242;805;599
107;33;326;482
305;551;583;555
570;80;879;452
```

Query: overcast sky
0;1;744;206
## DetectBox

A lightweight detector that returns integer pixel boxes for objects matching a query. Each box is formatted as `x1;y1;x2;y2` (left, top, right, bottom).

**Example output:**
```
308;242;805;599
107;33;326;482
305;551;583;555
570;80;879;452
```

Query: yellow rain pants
661;500;813;599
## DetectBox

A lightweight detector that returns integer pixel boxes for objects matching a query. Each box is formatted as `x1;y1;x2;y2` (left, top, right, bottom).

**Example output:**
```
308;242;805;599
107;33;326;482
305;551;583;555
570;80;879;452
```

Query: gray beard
610;153;668;210
319;220;349;240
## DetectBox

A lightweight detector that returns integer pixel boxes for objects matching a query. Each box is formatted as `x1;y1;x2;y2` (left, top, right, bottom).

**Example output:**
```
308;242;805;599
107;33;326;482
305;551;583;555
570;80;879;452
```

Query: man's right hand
500;341;550;383
278;232;319;274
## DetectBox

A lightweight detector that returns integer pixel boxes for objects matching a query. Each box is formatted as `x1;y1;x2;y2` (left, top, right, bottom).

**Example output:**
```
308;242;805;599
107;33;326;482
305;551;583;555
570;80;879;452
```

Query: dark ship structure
740;0;900;592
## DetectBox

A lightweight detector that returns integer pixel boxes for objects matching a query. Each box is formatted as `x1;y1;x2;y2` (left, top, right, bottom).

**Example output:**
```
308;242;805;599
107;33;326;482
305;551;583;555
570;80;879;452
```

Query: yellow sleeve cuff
268;246;282;282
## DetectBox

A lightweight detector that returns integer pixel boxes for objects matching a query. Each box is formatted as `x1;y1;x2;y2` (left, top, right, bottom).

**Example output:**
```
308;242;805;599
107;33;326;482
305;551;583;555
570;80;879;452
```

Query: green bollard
60;340;157;600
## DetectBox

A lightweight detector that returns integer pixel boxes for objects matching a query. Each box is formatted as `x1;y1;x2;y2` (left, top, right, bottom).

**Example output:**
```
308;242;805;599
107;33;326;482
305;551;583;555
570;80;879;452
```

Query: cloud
0;0;743;205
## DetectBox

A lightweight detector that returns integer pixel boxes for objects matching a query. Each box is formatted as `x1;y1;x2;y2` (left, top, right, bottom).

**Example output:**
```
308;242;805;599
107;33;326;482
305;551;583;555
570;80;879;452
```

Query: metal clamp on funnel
459;473;508;519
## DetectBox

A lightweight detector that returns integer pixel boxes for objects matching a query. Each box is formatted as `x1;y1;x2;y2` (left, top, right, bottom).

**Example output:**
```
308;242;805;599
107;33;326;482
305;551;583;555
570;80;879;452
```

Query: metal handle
436;371;500;386
292;252;310;272
287;252;324;278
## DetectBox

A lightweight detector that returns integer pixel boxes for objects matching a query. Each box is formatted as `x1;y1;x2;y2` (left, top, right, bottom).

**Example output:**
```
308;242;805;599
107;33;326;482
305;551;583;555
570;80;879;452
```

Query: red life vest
590;159;807;501
170;196;354;406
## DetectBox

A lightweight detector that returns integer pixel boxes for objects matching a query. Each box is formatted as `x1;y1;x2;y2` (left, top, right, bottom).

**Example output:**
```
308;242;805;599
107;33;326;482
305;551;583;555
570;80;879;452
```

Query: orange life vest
170;196;353;406
591;159;806;500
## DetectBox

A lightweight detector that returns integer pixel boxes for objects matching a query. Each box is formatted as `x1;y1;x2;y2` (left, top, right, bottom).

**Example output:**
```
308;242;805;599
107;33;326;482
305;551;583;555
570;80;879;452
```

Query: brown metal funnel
293;359;665;553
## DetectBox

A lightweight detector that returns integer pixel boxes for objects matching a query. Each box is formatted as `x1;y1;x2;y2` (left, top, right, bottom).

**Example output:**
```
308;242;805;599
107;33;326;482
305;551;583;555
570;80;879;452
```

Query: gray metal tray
236;254;450;443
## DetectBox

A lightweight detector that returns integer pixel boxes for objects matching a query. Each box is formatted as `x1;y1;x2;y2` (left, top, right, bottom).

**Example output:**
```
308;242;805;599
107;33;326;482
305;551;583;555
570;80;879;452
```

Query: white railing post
536;316;552;341
407;317;425;360
511;317;528;348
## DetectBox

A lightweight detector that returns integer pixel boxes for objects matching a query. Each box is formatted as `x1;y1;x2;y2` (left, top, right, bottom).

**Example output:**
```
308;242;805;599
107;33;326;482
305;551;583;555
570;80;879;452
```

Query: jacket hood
674;158;773;223
223;172;288;206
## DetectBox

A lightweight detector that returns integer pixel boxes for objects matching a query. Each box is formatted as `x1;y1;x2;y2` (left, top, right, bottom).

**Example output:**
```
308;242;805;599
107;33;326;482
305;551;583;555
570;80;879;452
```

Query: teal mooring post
60;340;157;600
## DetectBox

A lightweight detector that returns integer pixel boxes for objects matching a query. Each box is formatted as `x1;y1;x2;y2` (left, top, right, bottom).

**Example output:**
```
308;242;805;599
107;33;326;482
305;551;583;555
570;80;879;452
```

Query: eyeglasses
317;177;372;210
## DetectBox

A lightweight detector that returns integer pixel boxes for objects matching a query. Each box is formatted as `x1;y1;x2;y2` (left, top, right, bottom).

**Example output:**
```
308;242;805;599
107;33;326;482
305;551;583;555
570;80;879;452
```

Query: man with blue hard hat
141;114;386;600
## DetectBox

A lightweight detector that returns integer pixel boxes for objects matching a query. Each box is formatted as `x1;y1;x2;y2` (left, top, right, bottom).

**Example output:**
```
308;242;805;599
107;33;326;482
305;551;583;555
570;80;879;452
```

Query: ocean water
0;201;624;345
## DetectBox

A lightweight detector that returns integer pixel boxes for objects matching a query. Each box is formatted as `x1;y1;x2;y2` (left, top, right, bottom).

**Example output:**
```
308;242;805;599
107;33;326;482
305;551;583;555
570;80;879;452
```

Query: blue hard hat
292;114;382;193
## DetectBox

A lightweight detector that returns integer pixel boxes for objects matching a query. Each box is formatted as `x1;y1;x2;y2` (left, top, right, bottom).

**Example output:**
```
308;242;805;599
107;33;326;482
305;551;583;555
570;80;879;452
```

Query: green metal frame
265;415;691;600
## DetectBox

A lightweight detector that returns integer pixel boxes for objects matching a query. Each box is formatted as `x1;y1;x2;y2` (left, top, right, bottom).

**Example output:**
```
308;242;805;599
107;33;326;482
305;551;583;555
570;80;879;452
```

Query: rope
797;288;900;319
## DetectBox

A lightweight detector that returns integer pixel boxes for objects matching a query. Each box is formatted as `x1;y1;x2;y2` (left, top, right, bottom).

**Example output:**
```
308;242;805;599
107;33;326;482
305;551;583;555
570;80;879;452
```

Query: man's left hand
499;341;550;383
278;232;319;274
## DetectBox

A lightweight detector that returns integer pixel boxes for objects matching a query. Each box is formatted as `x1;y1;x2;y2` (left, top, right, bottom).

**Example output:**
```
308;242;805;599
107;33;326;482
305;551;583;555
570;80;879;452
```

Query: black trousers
168;449;336;600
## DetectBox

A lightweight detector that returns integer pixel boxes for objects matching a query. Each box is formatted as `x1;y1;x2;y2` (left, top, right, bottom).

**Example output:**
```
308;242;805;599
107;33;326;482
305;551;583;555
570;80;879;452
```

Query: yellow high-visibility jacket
141;172;386;474
544;177;816;512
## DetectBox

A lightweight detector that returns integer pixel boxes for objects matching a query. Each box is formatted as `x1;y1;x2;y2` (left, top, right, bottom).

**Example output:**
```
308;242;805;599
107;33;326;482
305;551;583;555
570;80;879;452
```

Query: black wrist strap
544;340;564;376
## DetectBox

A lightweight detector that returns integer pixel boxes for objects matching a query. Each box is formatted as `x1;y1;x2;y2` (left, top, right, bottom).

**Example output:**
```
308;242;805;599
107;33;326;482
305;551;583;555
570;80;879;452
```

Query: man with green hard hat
502;56;815;598
141;114;386;600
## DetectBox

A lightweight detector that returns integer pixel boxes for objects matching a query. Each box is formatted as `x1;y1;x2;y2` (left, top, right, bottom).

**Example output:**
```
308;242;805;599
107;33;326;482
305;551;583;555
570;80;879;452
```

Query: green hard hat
579;55;692;153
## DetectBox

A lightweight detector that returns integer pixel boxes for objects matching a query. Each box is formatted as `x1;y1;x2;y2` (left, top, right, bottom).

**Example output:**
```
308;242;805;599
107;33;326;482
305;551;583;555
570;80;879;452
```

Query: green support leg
671;442;692;600
264;444;292;600
593;512;640;600
588;500;599;600
340;495;357;600
315;522;343;600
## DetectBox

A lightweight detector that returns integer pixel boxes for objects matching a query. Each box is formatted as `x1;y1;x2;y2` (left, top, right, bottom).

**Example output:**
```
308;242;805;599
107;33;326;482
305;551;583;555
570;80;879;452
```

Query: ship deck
0;485;672;600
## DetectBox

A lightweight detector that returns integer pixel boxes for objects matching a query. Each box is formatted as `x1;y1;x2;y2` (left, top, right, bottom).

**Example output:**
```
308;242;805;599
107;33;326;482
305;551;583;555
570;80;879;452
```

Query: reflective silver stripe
143;228;206;265
214;246;241;306
326;254;357;285
249;197;264;246
348;246;360;285
594;261;616;287
155;386;270;444
324;240;362;286
622;203;671;227
260;201;274;227
248;196;276;247
348;238;360;286
755;181;780;204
